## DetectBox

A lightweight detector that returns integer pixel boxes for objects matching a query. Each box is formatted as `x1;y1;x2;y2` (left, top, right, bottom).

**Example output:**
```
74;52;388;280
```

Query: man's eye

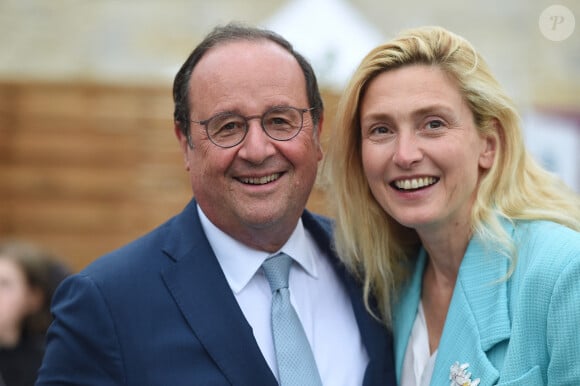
221;121;241;131
211;118;245;137
270;117;291;125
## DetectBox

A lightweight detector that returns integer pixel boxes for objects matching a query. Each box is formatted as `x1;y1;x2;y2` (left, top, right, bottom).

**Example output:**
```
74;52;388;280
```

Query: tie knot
262;252;292;292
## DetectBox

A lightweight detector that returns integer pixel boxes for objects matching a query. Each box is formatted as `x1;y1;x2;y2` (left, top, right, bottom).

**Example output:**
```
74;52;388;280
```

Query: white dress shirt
198;205;368;386
401;302;437;386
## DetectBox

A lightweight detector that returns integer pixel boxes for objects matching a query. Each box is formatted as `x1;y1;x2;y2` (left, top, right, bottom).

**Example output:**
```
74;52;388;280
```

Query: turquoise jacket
393;220;580;385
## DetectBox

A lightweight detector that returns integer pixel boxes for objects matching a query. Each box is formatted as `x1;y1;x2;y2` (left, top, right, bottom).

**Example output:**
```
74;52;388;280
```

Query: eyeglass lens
207;106;304;147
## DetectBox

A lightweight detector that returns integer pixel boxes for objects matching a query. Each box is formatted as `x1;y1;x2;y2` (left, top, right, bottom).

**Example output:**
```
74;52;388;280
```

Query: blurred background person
0;240;69;386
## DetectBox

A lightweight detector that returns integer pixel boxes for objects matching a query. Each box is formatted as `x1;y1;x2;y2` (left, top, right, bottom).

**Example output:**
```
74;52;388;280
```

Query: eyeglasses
191;106;315;148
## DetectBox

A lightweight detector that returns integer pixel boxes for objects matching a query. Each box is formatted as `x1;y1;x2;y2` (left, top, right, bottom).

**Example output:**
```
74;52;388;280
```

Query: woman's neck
417;222;472;354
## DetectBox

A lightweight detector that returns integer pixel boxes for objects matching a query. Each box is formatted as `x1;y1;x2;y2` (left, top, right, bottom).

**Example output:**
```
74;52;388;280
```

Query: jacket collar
301;212;397;385
160;199;277;385
394;222;514;385
159;200;395;386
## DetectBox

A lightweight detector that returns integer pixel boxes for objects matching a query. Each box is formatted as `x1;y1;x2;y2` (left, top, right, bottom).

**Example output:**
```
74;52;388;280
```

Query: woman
324;26;580;386
0;241;68;386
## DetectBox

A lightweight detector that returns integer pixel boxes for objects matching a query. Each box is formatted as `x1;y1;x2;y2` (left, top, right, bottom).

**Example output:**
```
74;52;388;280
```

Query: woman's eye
426;120;444;130
365;125;395;142
371;126;391;135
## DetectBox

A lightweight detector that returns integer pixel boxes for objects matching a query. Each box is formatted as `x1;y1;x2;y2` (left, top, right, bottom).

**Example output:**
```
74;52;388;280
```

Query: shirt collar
197;204;319;294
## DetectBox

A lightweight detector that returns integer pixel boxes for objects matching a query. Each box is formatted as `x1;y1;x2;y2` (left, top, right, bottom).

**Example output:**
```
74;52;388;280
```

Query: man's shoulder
80;213;187;279
302;210;334;233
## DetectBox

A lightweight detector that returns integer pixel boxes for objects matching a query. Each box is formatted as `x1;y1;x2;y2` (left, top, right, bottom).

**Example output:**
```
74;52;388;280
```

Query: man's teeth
239;173;281;185
394;177;437;190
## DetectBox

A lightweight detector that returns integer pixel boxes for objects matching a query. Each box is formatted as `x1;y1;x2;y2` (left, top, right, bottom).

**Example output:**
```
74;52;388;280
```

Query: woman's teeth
394;177;437;190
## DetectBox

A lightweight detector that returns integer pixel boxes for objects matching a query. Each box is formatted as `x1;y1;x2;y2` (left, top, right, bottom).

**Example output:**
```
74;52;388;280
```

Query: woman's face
0;257;38;342
359;65;495;236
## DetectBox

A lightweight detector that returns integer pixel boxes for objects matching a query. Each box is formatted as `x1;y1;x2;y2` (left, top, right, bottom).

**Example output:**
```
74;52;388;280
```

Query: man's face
176;40;322;251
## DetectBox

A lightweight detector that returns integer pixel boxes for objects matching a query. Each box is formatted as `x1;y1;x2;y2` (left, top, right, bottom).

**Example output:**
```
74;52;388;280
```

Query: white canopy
262;0;385;91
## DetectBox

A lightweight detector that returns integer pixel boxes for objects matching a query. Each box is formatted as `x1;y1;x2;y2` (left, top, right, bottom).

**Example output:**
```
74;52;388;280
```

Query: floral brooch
450;362;480;386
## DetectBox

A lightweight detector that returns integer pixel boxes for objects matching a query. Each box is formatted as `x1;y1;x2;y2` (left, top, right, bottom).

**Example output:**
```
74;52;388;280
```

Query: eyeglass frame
189;106;317;149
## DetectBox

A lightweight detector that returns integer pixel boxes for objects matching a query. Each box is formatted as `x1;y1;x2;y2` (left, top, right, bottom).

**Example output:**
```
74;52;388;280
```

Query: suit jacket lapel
393;250;426;383
160;200;276;386
395;231;513;386
303;211;396;385
431;232;512;386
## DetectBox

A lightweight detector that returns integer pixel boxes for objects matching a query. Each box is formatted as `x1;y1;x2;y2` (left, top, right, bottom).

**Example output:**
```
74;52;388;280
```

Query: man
36;24;396;385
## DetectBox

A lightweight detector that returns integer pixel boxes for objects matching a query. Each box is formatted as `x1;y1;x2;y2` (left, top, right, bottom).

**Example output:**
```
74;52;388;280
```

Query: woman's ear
479;120;499;170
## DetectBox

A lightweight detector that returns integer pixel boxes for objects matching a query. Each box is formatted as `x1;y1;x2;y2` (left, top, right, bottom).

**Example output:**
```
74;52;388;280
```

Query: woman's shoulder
513;220;580;282
500;220;580;386
515;220;579;253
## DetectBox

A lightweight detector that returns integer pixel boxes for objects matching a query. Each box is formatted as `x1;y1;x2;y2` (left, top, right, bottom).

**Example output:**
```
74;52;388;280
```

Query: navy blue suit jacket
37;199;395;385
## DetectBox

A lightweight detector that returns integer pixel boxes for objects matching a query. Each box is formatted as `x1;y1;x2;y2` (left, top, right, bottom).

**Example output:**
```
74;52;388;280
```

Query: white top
198;205;368;386
401;302;437;386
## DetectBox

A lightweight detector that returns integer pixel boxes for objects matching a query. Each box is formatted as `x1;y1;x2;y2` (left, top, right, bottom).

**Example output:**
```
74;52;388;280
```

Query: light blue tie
262;253;323;386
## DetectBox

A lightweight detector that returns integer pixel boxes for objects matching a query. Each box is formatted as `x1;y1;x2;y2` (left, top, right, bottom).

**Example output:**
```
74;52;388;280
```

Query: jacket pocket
496;365;542;385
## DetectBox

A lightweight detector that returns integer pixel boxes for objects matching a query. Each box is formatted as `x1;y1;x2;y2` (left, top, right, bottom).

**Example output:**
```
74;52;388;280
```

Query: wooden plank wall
0;82;336;271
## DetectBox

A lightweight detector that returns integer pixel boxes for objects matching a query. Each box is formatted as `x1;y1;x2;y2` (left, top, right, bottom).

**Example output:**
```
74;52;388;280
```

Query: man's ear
315;113;324;161
174;122;192;171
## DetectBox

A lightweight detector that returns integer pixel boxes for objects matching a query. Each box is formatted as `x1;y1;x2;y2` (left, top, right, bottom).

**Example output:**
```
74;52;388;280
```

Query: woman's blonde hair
323;26;580;326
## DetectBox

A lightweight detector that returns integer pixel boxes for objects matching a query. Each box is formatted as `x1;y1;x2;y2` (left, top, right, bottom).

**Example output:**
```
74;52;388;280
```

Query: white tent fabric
262;0;385;91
